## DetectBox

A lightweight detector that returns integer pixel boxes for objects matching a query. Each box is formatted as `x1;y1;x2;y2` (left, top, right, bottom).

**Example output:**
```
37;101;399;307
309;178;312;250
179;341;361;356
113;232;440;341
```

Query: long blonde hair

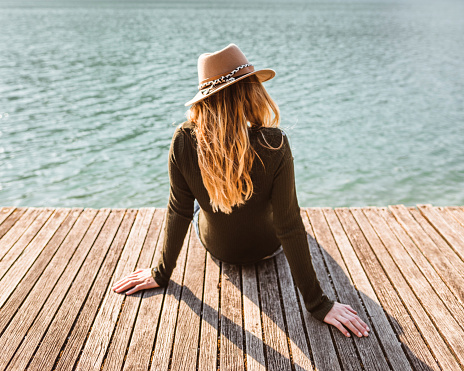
187;74;281;214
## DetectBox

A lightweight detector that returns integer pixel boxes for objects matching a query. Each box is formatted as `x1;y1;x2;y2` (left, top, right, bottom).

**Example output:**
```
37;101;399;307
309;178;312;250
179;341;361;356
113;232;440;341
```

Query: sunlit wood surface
0;205;463;370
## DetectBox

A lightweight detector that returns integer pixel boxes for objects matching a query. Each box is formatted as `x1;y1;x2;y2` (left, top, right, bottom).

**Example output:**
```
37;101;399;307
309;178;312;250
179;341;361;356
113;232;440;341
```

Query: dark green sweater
152;121;334;322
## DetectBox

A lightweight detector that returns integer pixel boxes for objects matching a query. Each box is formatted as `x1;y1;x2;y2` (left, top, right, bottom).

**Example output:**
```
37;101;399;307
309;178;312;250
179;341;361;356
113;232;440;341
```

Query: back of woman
168;76;290;264
112;44;370;338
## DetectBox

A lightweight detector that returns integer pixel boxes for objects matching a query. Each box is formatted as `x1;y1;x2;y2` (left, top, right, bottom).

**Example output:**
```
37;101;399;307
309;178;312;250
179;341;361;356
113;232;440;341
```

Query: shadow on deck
0;205;463;370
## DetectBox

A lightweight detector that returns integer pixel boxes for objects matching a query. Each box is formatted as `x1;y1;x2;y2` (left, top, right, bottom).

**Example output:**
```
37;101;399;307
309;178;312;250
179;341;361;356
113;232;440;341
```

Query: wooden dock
0;205;464;370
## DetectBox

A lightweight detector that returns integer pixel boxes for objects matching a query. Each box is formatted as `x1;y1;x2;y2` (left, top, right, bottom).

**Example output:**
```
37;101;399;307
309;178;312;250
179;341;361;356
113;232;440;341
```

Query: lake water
1;0;463;208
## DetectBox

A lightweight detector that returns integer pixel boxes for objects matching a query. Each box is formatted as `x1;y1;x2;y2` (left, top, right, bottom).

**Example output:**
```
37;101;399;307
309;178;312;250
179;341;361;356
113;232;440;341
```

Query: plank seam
0;208;26;240
365;208;463;368
4;209;111;370
255;262;269;371
0;208;90;342
62;210;135;371
290;268;316;370
239;264;248;371
100;209;153;371
272;257;296;371
39;209;126;370
148;285;169;370
391;207;464;308
335;209;395;371
304;210;356;371
312;209;368;370
166;230;192;371
0;208;41;262
120;209;161;371
216;260;222;371
0;208;55;281
418;207;464;264
0;208;82;323
147;213;171;371
362;207;435;369
381;208;464;334
0;207;15;229
195;248;208;371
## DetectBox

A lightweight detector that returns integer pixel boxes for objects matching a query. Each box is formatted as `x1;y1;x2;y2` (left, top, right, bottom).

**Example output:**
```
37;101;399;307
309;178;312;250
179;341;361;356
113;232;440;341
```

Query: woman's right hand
323;302;370;338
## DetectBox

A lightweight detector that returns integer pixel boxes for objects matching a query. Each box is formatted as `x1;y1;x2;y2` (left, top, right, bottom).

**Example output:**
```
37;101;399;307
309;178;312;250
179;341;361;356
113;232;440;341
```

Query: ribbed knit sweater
152;121;334;322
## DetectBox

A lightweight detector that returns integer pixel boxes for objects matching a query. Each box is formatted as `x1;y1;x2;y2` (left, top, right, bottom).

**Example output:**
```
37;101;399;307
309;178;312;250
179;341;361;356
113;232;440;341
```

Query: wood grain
0;206;463;370
122;210;166;371
52;209;138;370
0;208;109;370
220;262;244;370
149;226;192;371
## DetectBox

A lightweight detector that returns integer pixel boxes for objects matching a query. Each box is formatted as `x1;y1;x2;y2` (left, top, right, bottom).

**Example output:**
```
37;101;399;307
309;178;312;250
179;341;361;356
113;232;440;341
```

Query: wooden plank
0;207;26;240
308;208;406;371
365;208;455;370
274;247;313;371
435;206;464;241
256;258;292;371
390;205;464;303
0;207;54;276
169;226;207;370
74;208;153;371
0;208;70;304
0;207;15;226
376;207;464;326
242;262;266;371
302;210;361;371
0;209;95;333
101;209;161;371
326;208;452;370
297;210;341;371
408;207;464;279
219;262;244;370
0;208;108;369
381;207;464;309
122;211;166;371
7;209;124;370
417;204;464;262
338;207;460;370
0;208;82;308
0;207;50;268
197;252;221;371
445;206;464;229
33;209;137;370
149;226;192;371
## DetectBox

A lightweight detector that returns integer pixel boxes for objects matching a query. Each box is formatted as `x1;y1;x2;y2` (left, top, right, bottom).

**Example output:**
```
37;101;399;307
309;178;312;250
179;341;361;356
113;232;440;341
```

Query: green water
1;0;463;208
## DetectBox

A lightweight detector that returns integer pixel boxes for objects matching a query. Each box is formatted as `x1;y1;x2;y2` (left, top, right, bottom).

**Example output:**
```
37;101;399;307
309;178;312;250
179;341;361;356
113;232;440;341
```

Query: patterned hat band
198;63;254;95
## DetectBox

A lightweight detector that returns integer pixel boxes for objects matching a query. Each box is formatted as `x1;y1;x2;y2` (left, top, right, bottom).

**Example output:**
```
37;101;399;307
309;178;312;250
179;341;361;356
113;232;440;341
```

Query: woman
112;44;370;338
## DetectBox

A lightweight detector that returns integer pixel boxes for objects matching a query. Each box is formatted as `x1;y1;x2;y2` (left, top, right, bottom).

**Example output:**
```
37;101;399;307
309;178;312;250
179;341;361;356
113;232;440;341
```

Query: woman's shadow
145;208;439;371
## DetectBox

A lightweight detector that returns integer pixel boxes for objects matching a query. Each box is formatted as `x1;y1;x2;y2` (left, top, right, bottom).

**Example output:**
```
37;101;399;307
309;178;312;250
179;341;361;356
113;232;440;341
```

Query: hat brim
184;68;276;107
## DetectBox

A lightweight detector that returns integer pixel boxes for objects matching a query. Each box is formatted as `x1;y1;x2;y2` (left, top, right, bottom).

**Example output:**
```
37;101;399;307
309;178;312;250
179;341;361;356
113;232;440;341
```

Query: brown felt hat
185;43;276;106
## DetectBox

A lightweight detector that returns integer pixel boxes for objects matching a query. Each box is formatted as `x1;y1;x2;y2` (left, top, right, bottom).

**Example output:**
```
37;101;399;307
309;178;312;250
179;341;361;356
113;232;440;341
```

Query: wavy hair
186;74;281;214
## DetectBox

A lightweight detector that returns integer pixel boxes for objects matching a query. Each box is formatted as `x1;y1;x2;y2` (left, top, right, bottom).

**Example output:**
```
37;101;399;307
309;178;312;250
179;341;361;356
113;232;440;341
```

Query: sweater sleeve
271;132;334;322
151;126;195;287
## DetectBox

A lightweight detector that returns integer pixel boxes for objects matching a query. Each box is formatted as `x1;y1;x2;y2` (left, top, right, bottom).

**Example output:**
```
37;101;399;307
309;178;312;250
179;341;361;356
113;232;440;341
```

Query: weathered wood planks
0;205;463;370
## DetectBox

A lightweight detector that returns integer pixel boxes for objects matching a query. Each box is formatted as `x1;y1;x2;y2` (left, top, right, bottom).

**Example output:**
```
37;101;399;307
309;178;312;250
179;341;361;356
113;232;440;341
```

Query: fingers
113;279;138;293
126;282;148;295
354;315;370;333
343;304;357;315
330;319;351;337
336;314;369;337
112;270;141;288
112;273;142;293
112;268;160;294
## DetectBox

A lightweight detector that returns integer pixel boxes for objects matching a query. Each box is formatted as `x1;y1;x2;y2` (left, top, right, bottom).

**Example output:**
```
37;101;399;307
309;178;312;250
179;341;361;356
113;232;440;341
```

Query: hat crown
197;44;252;84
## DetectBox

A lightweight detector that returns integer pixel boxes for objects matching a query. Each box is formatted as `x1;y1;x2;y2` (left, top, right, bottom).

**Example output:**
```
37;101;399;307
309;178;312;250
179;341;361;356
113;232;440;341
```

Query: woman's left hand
112;268;160;295
323;302;370;338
